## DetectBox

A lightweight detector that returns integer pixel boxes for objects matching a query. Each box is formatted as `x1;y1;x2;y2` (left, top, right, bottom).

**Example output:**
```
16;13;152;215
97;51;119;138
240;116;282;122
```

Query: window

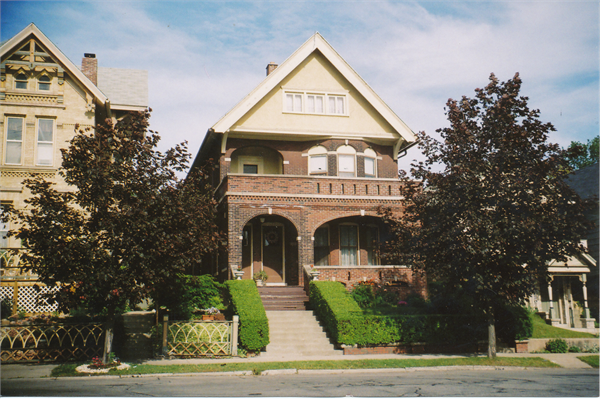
243;164;258;174
340;225;358;266
284;91;347;115
38;75;51;91
337;145;356;177
365;226;379;265
285;93;303;112
306;94;324;114
364;148;377;177
328;95;345;115
308;145;328;174
314;226;329;266
15;73;27;90
5;117;23;165
36;118;54;166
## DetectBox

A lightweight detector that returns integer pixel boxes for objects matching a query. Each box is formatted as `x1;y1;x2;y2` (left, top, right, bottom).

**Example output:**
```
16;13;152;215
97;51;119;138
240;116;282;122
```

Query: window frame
308;145;328;175
363;148;377;178
38;74;51;91
283;90;348;116
4;116;24;165
15;72;28;90
337;145;356;177
339;224;359;266
35;117;55;167
313;225;330;266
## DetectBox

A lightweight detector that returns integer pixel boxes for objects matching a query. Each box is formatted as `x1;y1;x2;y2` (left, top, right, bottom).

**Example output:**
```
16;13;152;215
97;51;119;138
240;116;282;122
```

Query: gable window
285;93;303;112
337;145;356;177
15;73;28;90
38;75;51;91
340;224;358;266
364;148;377;177
328;95;345;115
308;145;328;174
5;117;23;165
314;226;330;266
306;94;324;114
36;118;54;166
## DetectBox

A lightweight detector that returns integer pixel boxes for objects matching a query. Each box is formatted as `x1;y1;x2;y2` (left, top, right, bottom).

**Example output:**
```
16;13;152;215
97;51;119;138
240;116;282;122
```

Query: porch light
260;218;265;223
360;210;365;216
297;236;301;241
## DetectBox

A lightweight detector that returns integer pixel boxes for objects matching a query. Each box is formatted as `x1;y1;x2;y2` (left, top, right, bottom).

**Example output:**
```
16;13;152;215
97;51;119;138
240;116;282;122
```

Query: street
2;368;599;397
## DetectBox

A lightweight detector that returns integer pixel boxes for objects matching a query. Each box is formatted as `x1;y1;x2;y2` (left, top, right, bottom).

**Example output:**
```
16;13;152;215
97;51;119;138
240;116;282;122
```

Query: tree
382;73;592;357
565;136;599;171
7;110;220;362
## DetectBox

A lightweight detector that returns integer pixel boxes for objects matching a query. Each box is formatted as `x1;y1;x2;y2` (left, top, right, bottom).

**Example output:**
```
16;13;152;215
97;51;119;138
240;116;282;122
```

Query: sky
2;0;598;173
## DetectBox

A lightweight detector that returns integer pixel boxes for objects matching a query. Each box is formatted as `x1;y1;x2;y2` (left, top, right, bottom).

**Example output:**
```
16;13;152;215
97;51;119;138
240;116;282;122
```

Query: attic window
38;75;51;91
284;90;348;116
15;73;28;90
285;93;303;112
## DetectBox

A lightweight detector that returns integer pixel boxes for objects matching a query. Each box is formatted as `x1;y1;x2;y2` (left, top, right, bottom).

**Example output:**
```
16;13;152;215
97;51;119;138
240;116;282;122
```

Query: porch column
547;277;560;326
579;274;595;328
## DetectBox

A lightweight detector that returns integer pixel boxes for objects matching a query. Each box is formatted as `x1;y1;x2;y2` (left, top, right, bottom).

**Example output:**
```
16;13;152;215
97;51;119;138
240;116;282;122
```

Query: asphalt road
2;368;599;397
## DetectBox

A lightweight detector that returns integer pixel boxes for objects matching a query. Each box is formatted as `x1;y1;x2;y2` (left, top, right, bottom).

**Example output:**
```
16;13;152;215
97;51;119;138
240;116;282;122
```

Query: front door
262;224;284;284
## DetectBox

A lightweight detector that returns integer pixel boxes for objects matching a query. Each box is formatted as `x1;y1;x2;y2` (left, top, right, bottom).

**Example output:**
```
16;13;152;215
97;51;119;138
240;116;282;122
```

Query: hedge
309;281;483;346
225;280;269;351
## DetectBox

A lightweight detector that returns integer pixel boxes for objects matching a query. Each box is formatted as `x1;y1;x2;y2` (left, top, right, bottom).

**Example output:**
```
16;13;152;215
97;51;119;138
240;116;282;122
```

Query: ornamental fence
0;322;104;363
162;315;239;358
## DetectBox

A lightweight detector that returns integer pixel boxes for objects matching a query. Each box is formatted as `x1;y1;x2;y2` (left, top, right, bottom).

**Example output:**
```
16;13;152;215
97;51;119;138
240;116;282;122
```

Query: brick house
191;33;425;297
0;23;147;312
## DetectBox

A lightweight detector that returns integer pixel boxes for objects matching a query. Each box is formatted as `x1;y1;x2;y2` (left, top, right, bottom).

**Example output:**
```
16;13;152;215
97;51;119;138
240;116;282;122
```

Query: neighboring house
528;163;598;330
191;33;425;297
0;23;147;311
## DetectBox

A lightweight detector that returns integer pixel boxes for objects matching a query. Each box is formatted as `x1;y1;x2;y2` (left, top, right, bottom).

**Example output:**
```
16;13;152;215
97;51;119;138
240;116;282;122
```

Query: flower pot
202;315;214;321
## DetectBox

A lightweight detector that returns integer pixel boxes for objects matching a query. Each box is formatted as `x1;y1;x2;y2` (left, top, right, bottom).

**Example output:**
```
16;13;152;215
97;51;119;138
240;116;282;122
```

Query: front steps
258;286;309;311
263;310;342;357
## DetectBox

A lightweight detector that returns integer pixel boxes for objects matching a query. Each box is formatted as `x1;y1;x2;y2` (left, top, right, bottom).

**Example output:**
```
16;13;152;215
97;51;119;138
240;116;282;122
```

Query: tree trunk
487;311;497;358
102;311;115;364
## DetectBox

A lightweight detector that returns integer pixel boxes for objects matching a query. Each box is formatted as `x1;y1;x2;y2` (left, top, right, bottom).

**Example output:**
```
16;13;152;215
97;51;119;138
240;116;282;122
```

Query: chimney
266;62;278;76
81;53;98;85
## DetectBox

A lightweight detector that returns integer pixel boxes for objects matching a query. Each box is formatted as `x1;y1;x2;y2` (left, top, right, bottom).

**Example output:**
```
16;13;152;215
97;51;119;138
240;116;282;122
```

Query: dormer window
15;73;28;90
38;75;51;91
364;148;377;177
308;145;328;174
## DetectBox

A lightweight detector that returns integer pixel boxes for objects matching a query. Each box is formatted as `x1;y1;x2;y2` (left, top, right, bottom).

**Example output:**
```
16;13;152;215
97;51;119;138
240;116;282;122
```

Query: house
0;23;147;311
191;33;425;297
528;163;598;330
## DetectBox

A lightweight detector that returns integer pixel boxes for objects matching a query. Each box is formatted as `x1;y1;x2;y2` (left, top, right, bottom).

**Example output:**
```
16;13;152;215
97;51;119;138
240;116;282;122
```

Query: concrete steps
258;286;309;311
264;310;342;357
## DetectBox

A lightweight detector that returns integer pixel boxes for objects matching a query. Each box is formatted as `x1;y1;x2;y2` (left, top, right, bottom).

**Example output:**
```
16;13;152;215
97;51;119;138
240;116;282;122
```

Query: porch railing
0;322;104;363
162;315;239;357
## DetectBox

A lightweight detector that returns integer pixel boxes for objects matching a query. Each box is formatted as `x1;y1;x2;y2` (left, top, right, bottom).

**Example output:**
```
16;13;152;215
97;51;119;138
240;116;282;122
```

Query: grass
577;355;599;368
50;356;558;377
530;314;598;339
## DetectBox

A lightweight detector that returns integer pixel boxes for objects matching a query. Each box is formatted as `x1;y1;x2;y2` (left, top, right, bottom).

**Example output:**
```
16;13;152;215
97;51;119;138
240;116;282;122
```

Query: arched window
15;73;28;90
38;74;51;91
364;148;377;178
308;145;327;174
337;145;356;177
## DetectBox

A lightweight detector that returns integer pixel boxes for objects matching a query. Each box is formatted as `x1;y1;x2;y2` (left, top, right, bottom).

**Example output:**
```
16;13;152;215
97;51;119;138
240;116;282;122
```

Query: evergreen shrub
225;280;269;351
546;338;568;353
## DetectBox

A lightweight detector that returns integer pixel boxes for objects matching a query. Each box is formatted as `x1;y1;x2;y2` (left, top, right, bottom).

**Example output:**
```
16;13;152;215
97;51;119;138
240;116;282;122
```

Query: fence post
162;315;169;356
231;315;239;356
12;281;18;315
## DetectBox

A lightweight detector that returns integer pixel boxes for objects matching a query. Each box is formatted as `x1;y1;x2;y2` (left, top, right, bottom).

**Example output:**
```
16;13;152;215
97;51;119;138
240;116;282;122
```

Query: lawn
577;355;599;368
50;356;558;377
530;314;598;339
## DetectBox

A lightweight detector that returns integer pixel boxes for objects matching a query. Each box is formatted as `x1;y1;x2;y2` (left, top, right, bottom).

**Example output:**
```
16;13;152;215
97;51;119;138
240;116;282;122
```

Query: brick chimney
266;62;278;76
81;53;98;85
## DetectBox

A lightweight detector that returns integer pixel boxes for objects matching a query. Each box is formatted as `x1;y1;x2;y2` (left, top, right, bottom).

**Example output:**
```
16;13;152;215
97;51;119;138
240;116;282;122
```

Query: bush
546;338;568;353
350;284;374;308
1;297;13;318
157;274;224;320
495;305;533;343
569;345;582;353
225;280;269;351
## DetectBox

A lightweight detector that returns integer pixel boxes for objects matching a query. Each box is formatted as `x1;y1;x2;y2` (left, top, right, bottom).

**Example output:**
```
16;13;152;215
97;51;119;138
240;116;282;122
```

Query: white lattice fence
0;285;59;313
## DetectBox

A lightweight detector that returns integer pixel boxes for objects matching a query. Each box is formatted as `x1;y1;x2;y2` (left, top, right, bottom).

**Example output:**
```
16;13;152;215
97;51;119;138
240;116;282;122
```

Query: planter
213;313;226;321
202;315;214;321
515;340;529;353
255;279;264;287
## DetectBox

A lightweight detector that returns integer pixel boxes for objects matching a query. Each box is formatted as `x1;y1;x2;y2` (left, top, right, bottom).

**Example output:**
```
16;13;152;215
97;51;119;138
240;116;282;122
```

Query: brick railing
216;174;408;200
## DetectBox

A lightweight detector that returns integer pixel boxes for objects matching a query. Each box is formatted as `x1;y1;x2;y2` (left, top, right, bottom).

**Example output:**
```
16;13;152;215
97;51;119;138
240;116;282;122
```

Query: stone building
191;33;425;297
0;23;147;311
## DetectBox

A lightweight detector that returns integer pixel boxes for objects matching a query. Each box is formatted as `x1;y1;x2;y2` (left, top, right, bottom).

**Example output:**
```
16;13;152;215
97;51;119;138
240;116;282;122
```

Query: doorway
262;223;284;284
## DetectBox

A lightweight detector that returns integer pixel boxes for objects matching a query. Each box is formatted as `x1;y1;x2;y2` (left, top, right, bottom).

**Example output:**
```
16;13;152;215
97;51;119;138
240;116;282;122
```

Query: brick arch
308;210;383;237
237;209;302;237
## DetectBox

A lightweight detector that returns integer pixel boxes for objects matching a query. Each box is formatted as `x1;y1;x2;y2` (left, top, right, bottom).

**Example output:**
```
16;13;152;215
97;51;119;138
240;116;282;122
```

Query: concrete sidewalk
1;352;595;380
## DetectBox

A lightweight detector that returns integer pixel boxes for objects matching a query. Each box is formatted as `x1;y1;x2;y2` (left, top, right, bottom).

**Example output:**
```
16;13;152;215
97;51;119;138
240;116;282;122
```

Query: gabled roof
211;32;416;148
0;23;108;105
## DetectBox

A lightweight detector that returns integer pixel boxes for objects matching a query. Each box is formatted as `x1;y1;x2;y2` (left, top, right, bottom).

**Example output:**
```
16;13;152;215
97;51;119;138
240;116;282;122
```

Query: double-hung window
364;148;377;177
308;145;328;174
38;75;51;91
36;118;54;166
5;117;23;165
340;225;358;266
15;73;27;90
314;226;330;266
337;145;356;177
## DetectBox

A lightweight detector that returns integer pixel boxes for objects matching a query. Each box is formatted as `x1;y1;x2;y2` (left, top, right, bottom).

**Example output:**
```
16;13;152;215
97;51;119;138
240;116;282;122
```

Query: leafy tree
565;136;599;171
7;110;220;362
382;73;592;357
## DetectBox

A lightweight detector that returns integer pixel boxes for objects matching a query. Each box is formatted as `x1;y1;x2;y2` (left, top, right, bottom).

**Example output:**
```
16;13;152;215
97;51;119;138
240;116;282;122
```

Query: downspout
396;139;419;160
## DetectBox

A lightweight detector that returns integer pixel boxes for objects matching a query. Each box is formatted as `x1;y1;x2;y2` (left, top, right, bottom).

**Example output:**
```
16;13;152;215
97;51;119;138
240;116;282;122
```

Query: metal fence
162;315;239;357
0;322;104;363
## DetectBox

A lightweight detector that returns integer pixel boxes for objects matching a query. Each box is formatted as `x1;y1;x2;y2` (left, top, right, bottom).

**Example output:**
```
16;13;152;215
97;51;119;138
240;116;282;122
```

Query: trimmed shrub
225;280;269;351
156;274;224;320
546;338;568;353
495;304;534;343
